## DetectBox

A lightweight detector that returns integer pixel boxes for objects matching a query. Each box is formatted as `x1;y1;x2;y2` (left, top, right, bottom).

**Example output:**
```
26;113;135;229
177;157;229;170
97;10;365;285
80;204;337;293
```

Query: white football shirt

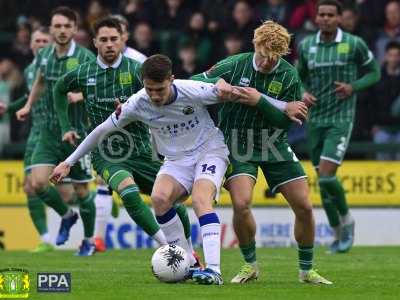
111;79;226;160
123;46;147;63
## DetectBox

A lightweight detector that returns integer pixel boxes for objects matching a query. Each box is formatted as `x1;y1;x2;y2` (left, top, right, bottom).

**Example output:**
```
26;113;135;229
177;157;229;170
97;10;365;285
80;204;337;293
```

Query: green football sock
319;175;349;216
298;245;313;271
119;185;160;236
175;204;191;240
78;192;96;238
240;241;257;264
319;187;340;227
27;195;48;235
37;185;69;217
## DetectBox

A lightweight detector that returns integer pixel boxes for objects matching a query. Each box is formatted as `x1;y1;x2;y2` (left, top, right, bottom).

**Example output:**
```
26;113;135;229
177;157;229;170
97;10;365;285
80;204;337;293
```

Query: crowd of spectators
1;0;400;159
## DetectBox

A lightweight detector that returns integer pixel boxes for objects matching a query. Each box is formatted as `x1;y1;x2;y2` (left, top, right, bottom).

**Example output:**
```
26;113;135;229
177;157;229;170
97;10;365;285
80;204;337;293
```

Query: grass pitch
1;246;399;300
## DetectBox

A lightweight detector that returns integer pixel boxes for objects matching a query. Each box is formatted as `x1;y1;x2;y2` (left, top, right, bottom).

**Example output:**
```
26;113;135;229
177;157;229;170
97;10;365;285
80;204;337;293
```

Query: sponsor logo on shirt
267;81;282;95
159;117;200;137
41;58;48;65
309;46;317;53
337;43;350;54
239;77;250;87
182;106;194;115
86;78;96;85
66;58;79;71
308;60;347;69
119;72;132;85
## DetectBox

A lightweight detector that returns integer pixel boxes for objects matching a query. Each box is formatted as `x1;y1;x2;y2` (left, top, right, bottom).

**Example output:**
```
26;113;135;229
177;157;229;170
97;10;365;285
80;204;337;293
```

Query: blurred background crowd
0;0;399;159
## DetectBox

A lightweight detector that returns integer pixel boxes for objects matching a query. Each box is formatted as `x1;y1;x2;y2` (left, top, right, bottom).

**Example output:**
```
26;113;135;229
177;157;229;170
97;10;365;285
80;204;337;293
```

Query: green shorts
24;126;41;173
307;122;353;167
91;150;161;195
225;157;307;193
31;127;93;183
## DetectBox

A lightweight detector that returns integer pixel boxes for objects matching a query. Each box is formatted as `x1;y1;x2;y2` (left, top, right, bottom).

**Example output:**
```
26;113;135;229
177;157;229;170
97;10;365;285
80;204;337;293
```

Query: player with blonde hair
192;20;332;284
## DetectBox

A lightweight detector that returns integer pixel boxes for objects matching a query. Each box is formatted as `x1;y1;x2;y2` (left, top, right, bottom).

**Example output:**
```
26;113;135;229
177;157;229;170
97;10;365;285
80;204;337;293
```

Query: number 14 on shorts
201;164;216;174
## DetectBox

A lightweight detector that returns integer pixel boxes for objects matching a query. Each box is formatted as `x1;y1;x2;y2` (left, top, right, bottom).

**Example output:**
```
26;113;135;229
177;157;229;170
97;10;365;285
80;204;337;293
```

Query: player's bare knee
23;181;35;197
192;199;214;217
151;192;172;215
31;177;49;193
232;196;252;214
294;200;314;222
116;177;135;193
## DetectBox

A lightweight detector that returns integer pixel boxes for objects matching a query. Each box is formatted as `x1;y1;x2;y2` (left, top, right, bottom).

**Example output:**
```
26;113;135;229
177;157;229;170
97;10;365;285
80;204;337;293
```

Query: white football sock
201;223;221;274
94;189;112;240
332;225;341;240
62;209;74;219
158;213;196;265
40;232;51;244
152;229;167;246
340;212;354;226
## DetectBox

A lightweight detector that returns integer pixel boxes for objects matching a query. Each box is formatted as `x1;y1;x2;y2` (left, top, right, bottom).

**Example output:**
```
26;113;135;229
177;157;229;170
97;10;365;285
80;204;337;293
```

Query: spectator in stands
255;0;291;26
11;23;32;69
0;58;23;150
226;0;258;52
154;0;189;31
289;0;318;31
112;14;147;63
154;0;190;60
120;0;152;27
370;41;400;160
85;0;109;30
174;42;202;78
340;5;376;50
223;32;243;56
375;1;400;64
130;22;160;57
75;28;91;49
358;0;390;30
179;12;212;68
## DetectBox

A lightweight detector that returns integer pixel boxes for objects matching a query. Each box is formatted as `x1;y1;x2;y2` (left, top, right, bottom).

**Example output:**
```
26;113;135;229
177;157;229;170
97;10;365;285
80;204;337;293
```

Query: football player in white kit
50;54;306;285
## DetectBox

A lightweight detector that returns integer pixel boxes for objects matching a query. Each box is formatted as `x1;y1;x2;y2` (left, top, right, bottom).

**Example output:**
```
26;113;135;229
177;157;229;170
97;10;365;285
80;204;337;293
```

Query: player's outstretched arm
50;117;116;183
16;70;44;121
236;87;307;128
54;78;74;137
0;95;28;118
50;161;71;184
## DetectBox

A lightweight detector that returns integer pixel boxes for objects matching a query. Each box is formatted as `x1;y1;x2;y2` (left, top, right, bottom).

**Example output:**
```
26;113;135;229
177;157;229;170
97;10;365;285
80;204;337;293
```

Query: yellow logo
119;72;132;85
225;164;233;177
268;81;282;95
103;169;110;182
66;58;79;71
0;268;29;298
337;43;350;54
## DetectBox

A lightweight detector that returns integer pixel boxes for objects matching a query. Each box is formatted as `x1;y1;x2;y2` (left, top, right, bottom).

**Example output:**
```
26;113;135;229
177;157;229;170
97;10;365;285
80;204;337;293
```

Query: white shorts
157;148;229;200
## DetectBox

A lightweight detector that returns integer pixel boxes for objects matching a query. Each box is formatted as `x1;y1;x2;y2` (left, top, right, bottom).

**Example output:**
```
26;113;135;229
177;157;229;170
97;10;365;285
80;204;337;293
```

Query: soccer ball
151;245;190;283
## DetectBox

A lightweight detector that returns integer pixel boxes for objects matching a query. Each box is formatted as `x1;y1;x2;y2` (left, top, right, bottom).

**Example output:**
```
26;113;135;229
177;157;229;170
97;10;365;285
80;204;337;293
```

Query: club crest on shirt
239;77;250;87
86;77;96;85
337;43;350;54
267;81;282;95
66;58;79;71
182;106;194;115
119;72;132;85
